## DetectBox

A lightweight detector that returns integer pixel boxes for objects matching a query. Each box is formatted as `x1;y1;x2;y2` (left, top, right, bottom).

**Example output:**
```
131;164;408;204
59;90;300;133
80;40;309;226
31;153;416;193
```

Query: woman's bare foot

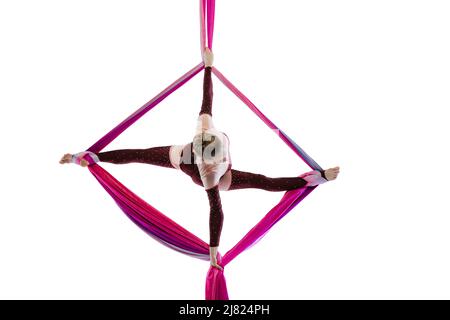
209;246;223;270
324;166;340;181
59;153;88;167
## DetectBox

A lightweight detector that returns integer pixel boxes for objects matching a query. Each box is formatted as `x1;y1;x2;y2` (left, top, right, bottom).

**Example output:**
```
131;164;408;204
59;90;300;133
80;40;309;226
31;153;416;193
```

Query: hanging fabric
74;0;322;299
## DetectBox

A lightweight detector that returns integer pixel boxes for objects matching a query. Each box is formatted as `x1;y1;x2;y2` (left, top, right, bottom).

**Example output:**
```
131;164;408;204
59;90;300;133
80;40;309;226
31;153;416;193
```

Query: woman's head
193;130;225;163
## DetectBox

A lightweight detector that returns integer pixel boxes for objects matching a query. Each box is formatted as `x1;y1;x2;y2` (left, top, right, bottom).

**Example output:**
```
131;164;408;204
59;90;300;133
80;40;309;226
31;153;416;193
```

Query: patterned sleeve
206;186;224;247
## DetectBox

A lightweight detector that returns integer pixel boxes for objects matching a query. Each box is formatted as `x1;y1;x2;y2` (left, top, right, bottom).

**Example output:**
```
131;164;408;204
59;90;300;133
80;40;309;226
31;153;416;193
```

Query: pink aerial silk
77;0;323;299
199;0;214;52
199;0;206;52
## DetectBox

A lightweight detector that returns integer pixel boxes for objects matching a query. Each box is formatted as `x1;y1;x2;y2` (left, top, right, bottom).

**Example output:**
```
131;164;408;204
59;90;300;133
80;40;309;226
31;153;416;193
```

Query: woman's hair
193;131;223;160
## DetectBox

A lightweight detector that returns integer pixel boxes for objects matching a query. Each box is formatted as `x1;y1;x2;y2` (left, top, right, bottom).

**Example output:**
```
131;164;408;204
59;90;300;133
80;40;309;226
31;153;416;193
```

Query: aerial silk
80;0;322;300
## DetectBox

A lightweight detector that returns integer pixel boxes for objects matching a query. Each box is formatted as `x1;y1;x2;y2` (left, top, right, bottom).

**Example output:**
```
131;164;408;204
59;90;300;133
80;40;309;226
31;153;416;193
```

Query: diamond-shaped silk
80;0;322;300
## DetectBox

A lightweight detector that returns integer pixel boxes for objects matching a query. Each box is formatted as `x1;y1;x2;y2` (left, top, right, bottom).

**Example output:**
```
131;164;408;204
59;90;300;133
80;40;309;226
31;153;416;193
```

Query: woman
60;49;340;270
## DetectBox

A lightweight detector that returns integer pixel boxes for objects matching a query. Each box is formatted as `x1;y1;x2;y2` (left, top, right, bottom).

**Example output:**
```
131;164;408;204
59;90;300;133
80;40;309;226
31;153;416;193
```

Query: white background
1;0;449;299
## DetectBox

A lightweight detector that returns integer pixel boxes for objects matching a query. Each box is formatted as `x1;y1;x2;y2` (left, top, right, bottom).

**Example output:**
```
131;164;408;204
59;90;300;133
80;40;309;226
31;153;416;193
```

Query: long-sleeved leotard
79;67;327;247
200;66;213;116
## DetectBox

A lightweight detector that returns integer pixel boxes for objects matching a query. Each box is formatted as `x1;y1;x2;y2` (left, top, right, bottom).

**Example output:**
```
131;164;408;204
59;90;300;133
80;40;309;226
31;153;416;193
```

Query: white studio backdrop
0;0;449;299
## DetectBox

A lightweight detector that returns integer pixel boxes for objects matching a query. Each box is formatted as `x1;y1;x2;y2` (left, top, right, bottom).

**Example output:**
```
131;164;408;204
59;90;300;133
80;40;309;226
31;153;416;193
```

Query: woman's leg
199;66;213;116
225;168;334;191
97;146;174;168
226;169;309;191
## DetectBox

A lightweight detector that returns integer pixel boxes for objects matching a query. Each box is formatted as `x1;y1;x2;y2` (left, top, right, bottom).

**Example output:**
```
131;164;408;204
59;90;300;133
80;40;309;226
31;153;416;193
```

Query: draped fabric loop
79;0;321;299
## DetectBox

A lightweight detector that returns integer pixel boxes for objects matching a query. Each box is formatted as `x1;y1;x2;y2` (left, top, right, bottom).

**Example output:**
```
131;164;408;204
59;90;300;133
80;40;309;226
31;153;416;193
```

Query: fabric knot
71;151;99;166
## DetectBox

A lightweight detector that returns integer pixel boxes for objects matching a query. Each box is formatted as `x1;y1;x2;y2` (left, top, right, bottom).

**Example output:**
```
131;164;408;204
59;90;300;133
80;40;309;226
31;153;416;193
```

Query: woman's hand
209;246;223;270
203;48;214;67
79;159;89;167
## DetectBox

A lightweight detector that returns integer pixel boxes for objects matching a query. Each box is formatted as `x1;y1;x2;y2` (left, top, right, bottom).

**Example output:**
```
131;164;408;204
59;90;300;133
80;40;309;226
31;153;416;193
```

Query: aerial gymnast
60;49;340;270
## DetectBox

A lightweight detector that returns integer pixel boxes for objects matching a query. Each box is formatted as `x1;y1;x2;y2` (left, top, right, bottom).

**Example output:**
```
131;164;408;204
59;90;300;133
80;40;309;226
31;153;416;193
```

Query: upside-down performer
60;49;340;270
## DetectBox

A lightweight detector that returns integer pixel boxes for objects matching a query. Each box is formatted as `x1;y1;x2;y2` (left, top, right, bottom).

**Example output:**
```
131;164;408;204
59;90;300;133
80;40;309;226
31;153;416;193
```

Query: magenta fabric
75;0;322;299
212;67;323;172
80;67;321;299
87;63;204;153
199;0;206;53
200;0;215;51
88;164;210;260
205;186;316;300
207;0;215;49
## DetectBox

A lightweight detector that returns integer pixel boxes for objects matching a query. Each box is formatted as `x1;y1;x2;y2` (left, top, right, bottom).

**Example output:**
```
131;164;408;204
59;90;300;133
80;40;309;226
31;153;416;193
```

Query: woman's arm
199;49;214;116
206;186;224;270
